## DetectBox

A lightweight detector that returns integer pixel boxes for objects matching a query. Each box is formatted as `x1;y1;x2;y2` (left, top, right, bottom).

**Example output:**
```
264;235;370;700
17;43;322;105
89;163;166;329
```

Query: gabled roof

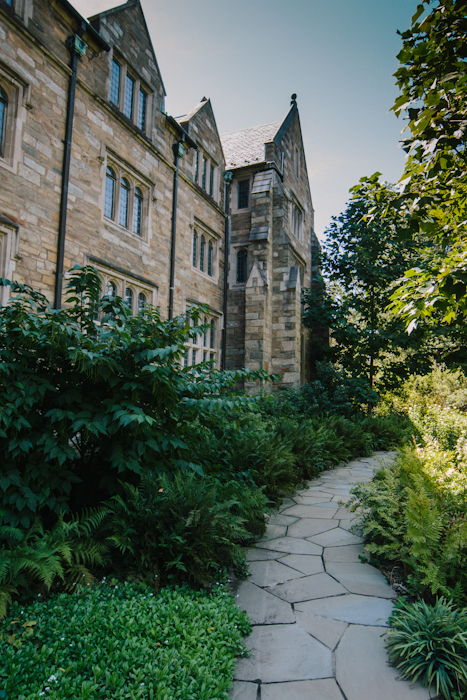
175;98;209;127
88;0;166;96
221;100;299;170
221;122;281;169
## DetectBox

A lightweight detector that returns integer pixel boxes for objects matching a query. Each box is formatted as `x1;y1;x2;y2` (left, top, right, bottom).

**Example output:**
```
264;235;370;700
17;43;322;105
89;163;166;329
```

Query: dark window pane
0;88;7;157
137;88;146;130
207;240;213;276
119;177;129;227
192;230;198;267
204;317;208;347
200;235;205;272
236;249;248;283
195;150;199;183
210;319;215;349
104;167;115;218
5;0;13;5
124;74;134;119
202;156;207;190
184;348;189;367
209;162;214;196
238;180;249;209
110;60;120;105
138;292;146;313
124;287;133;311
133;187;143;235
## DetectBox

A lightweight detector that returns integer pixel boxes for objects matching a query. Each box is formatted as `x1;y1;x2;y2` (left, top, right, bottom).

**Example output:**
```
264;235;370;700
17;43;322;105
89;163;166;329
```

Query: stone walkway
230;452;432;700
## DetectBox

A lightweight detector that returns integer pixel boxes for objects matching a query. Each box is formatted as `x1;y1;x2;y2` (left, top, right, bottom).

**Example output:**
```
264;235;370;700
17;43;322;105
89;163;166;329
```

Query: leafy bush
386;597;467;700
348;446;467;603
105;472;265;586
0;581;250;699
0;267;266;529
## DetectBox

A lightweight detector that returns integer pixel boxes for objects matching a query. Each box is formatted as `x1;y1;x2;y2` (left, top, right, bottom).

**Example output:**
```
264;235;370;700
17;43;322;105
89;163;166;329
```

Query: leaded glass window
133;187;143;235
119;177;130;227
110;60;121;106
238;180;249;209
106;280;117;298
209;162;214;196
104;167;116;219
236;249;247;283
207;240;213;276
138;292;146;314
195;151;199;183
200;235;206;273
192;230;198;267
124;287;133;311
124;74;134;119
137;88;146;131
0;88;7;158
210;319;215;349
202;156;207;190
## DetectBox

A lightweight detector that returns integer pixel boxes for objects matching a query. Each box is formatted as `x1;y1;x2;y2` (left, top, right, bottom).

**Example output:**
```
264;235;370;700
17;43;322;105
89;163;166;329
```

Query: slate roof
221;122;281;169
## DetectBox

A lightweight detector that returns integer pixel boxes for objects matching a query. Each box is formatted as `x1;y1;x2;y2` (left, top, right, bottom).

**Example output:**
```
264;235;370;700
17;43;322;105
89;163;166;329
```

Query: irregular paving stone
235;624;333;683
331;495;351;503
258;524;288;541
269;573;347;603
278;497;296;511
332;508;355;519
261;679;345;700
338;518;362;532
336;625;431;700
234;581;296;624
279;554;324;575
308;528;363;547
286;518;338;538
283;506;337;519
295;610;348;650
312;501;340;508
292;496;336;505
298;489;336;498
229;681;258;700
296;593;394;626
248;560;305;587
267;513;300;526
256;537;323;555
325;562;396;599
323;544;366;563
245;548;286;562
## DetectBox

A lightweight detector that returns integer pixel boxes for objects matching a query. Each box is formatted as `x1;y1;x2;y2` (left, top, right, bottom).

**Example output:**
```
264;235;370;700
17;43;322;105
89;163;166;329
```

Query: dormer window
137;88;147;131
124;74;134;119
110;60;120;106
109;55;150;135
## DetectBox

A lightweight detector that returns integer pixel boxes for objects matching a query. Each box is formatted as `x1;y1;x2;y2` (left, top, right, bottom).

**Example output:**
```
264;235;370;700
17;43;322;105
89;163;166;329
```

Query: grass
0;581;250;700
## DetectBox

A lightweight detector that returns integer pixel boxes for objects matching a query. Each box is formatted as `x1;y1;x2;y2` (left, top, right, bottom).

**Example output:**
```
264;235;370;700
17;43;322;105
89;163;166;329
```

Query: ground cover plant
386;598;467;700
0;581;250;700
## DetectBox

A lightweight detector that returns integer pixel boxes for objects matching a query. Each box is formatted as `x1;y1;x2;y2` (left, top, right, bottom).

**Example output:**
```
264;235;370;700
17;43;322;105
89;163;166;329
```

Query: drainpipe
168;140;186;320
221;170;233;370
54;31;87;310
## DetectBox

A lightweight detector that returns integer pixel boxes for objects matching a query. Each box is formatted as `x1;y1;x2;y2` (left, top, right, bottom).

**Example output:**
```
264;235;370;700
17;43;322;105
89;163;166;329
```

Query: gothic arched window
0;87;7;158
133;187;143;235
192;230;198;267
207;240;213;276
124;287;133;311
200;235;206;273
104;166;116;219
119;177;130;227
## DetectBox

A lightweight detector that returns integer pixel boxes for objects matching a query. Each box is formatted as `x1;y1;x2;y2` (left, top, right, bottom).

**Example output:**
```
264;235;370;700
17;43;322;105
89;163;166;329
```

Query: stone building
0;0;318;383
222;103;320;385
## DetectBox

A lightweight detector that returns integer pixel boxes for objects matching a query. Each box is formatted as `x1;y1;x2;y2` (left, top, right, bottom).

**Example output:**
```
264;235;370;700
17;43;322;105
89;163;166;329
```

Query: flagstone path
230;452;433;700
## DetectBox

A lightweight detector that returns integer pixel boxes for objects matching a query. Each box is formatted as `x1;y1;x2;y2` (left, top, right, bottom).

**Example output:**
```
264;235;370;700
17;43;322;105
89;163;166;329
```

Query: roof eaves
56;0;110;51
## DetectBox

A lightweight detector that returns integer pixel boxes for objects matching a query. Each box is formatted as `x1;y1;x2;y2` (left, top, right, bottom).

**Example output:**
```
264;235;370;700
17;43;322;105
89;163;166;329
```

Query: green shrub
0;582;250;699
0;267;267;529
348;447;467;603
105;472;262;586
386;597;467;700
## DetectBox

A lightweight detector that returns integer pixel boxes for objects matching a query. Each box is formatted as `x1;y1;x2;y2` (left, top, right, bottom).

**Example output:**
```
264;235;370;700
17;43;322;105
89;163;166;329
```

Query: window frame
0;87;7;158
236;248;248;284
103;158;149;241
237;179;249;210
191;224;218;280
108;53;151;136
90;261;158;315
184;308;221;369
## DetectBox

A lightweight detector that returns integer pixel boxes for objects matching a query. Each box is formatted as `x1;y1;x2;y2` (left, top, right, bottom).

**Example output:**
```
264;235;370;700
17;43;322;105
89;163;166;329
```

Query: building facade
0;0;318;383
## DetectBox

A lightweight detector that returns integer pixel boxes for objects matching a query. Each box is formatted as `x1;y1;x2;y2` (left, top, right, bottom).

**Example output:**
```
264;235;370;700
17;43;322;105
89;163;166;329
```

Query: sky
73;0;417;240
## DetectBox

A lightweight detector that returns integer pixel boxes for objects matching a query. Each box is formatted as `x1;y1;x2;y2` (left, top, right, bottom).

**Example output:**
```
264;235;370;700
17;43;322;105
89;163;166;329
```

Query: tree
303;175;445;403
389;0;467;326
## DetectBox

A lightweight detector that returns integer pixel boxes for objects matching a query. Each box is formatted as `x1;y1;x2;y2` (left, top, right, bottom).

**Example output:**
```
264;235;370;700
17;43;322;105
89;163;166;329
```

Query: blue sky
73;0;416;239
